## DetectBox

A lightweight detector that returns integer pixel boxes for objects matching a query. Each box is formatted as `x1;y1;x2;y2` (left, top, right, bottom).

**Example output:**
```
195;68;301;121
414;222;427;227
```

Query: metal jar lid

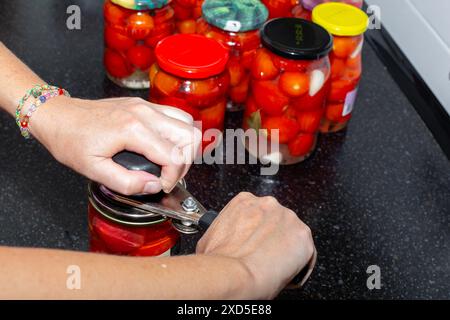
88;180;186;227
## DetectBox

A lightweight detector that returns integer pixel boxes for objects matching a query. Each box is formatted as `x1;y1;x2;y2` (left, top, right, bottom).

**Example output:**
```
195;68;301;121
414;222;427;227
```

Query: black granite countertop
0;1;449;300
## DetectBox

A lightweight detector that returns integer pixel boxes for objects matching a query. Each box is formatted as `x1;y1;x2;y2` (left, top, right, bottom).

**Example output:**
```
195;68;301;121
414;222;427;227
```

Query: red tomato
330;57;346;79
297;110;323;133
158;97;200;120
251;49;280;80
186;78;224;108
288;133;315;157
279;72;310;97
262;0;294;18
126;45;155;70
132;237;177;257
104;26;135;52
153;71;181;96
346;55;361;70
104;49;133;78
177;19;197;34
173;4;193;20
144;24;175;47
91;215;145;254
199;99;226;131
252;80;289;116
333;36;360;59
229;74;250;104
329;79;357;102
127;13;155;40
262;116;300;144
325;103;352;123
104;0;132;26
241;49;257;70
291;78;330;111
228;59;245;87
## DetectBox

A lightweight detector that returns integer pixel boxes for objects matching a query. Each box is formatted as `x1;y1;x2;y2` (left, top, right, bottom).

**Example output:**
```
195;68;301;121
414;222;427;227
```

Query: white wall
366;0;450;115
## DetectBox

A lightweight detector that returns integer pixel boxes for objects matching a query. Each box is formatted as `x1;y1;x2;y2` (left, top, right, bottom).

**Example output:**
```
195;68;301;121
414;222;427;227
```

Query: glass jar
261;0;298;19
312;3;368;132
293;0;363;20
244;18;332;165
172;0;204;34
150;34;230;151
88;182;180;256
197;0;268;112
103;0;175;89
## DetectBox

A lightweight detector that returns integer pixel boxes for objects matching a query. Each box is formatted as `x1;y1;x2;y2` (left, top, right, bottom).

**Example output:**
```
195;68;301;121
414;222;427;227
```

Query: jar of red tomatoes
88;182;180;256
312;3;368;132
150;34;230;151
244;18;332;165
293;0;363;21
172;0;204;34
103;0;175;89
197;0;268;112
261;0;298;19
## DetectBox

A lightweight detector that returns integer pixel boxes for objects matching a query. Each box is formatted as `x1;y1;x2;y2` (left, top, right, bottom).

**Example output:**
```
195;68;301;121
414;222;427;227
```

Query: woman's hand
30;96;202;195
196;192;316;299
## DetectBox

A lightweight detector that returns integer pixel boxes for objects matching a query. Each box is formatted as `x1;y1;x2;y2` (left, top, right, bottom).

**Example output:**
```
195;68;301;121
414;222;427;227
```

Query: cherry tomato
241;49;257;70
262;0;295;18
333;36;360;59
262;116;300;144
330;57;346;79
229;74;250;104
251;49;279;80
288;133;315;157
158;97;200;120
329;79;356;102
127;13;155;40
104;0;132;26
153;70;181;96
227;59;245;87
126;45;155;70
91;215;145;254
291;78;330;111
346;55;361;70
296;110;323;133
199;99;226;131
279;72;310;97
104;26;135;52
325;102;352;123
244;96;260;119
144;23;175;47
104;49;133;78
252;80;289;116
271;54;310;72
177;19;197;34
173;4;193;20
187;78;223;108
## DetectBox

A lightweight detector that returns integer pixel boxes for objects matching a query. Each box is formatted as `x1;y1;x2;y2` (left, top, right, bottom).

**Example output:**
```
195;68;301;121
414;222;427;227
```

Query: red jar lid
155;34;229;79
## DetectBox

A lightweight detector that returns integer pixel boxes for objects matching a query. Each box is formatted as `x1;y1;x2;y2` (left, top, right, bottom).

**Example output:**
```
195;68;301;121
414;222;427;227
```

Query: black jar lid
260;18;333;60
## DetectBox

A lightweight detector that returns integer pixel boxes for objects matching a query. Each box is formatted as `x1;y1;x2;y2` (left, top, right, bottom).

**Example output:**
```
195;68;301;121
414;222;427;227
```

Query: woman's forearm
0;247;252;300
0;42;45;116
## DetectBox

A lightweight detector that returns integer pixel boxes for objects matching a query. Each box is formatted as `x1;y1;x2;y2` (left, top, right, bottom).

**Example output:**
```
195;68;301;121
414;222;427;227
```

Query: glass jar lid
202;0;269;32
111;0;170;10
155;34;229;79
261;17;333;60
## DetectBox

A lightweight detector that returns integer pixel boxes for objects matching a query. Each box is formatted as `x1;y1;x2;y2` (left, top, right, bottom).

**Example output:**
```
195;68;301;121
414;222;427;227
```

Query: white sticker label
343;87;358;116
224;20;242;32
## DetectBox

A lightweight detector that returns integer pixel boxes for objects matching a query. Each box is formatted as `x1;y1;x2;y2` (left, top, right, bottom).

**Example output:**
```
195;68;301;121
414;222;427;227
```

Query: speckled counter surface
0;1;449;300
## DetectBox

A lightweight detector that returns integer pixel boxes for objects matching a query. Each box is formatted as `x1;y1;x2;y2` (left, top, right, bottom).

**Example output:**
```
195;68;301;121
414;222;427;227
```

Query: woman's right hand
196;192;316;300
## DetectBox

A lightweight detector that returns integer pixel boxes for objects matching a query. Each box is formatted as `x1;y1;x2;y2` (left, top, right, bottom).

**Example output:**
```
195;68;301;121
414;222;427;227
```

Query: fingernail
143;181;162;194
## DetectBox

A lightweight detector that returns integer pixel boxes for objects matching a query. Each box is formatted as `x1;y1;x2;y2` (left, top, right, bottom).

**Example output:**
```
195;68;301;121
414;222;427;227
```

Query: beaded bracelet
16;85;70;139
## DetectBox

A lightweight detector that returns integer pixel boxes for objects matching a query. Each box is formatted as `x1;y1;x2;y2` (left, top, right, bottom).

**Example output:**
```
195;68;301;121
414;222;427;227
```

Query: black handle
113;151;162;177
198;210;219;230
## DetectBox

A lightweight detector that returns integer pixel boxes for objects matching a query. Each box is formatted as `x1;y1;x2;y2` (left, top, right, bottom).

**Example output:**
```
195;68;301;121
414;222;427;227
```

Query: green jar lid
202;0;269;32
111;0;169;10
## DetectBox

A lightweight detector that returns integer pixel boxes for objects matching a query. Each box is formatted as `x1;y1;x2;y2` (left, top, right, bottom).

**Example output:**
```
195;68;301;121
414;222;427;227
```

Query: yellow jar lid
312;2;369;36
